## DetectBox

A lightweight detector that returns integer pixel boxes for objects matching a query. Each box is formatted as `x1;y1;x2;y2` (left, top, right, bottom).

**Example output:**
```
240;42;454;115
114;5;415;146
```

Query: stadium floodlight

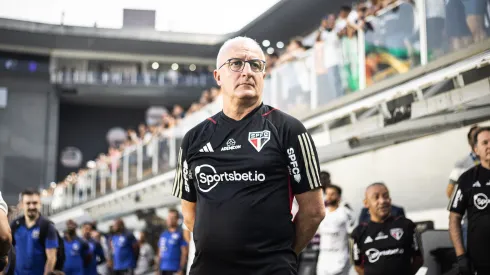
151;62;159;70
276;41;284;49
267;47;274;55
262;40;270;47
189;64;197;71
171;63;179;71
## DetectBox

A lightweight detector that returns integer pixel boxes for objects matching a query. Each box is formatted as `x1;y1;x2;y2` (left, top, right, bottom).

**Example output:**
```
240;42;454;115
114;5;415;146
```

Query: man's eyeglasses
218;58;266;73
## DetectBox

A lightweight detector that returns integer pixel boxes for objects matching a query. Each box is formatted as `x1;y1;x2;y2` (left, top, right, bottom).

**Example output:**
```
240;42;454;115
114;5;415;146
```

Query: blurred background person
62;219;90;275
82;222;106;275
111;219;138;275
10;189;59;275
134;231;154;275
155;209;188;275
316;185;354;275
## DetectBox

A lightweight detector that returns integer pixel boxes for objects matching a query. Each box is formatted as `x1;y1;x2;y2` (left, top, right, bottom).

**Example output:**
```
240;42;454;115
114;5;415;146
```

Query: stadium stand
41;0;490;218
1;0;490;274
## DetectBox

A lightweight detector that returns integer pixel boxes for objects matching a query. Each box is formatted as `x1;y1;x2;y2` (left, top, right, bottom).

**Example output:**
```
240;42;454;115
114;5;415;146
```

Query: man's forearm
293;211;323;255
182;200;196;232
44;257;56;275
180;247;188;270
449;213;465;256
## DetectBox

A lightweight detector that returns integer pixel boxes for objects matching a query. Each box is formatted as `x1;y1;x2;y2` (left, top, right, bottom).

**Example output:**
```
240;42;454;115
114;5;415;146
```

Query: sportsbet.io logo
365;248;404;263
474;193;490;210
194;164;266;192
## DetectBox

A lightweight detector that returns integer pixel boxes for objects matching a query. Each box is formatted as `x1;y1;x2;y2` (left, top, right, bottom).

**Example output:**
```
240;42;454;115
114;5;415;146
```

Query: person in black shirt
448;127;490;275
171;36;326;275
351;183;423;275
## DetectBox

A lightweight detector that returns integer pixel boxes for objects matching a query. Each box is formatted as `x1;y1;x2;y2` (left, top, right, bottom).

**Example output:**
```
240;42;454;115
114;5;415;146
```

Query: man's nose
241;62;254;75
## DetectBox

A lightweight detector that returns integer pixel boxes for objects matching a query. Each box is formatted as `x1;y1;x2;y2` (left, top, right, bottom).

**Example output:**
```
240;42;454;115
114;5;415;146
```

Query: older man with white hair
171;36;325;275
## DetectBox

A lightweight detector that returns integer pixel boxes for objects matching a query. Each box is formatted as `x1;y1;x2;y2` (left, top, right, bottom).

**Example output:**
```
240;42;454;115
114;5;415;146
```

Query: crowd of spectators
46;0;490;206
47;86;223;204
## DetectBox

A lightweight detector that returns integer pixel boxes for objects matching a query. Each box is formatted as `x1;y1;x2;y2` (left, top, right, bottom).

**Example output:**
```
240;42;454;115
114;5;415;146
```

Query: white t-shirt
318;205;354;253
135;243;155;275
317;205;354;273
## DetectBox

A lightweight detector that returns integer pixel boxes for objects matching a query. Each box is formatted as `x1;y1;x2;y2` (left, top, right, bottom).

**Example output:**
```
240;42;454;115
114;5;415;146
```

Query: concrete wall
321;120;490;229
0;73;58;204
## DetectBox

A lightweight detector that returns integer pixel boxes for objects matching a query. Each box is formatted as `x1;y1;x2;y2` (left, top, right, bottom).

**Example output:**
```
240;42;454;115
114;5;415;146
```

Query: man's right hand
457;254;472;275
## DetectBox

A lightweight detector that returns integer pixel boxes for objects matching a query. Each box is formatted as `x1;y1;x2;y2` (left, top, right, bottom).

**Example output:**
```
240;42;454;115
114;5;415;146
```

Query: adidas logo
473;181;481;187
199;142;214;153
364;236;373;244
375;231;388;240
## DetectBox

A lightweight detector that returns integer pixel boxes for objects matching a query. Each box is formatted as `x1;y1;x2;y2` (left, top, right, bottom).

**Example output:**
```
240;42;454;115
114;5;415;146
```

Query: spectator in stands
316;14;337;42
463;0;488;43
358;182;406;224
127;129;140;144
265;53;279;76
0;192;11;272
334;5;353;38
209;86;221;101
10;189;59;275
110;219;138;275
199;89;212;105
138;124;152;143
134;231;154;275
172;105;185;120
445;0;473;51
156;209;188;275
186;103;202;115
277;37;306;65
63;219;90;275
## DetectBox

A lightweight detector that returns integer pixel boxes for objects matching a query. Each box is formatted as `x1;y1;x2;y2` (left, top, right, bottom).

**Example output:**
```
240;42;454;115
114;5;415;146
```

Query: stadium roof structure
0;0;350;60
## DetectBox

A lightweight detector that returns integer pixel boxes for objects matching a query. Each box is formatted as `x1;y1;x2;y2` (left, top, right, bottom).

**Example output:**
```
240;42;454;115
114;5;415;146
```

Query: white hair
216;36;264;68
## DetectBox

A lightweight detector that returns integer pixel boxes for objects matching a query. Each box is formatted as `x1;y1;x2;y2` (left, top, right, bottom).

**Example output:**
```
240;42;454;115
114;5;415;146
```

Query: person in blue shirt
156;209;188;275
81;222;106;275
111;219;138;275
63;219;90;275
10;189;58;275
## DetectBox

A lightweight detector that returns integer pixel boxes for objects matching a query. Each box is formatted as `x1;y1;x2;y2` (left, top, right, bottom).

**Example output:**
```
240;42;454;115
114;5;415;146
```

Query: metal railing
51;70;215;87
43;0;490;214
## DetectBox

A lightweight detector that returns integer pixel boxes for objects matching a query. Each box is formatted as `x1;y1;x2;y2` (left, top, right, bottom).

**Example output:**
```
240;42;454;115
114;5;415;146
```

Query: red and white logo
248;130;271;152
390;228;404;241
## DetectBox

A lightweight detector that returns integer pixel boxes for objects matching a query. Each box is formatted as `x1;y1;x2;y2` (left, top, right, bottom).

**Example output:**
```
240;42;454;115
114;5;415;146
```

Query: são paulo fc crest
248;130;271;152
390;228;404;241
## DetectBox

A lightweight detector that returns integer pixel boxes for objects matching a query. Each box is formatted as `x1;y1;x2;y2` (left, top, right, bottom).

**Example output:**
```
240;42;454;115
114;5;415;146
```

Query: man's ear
213;70;221;85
